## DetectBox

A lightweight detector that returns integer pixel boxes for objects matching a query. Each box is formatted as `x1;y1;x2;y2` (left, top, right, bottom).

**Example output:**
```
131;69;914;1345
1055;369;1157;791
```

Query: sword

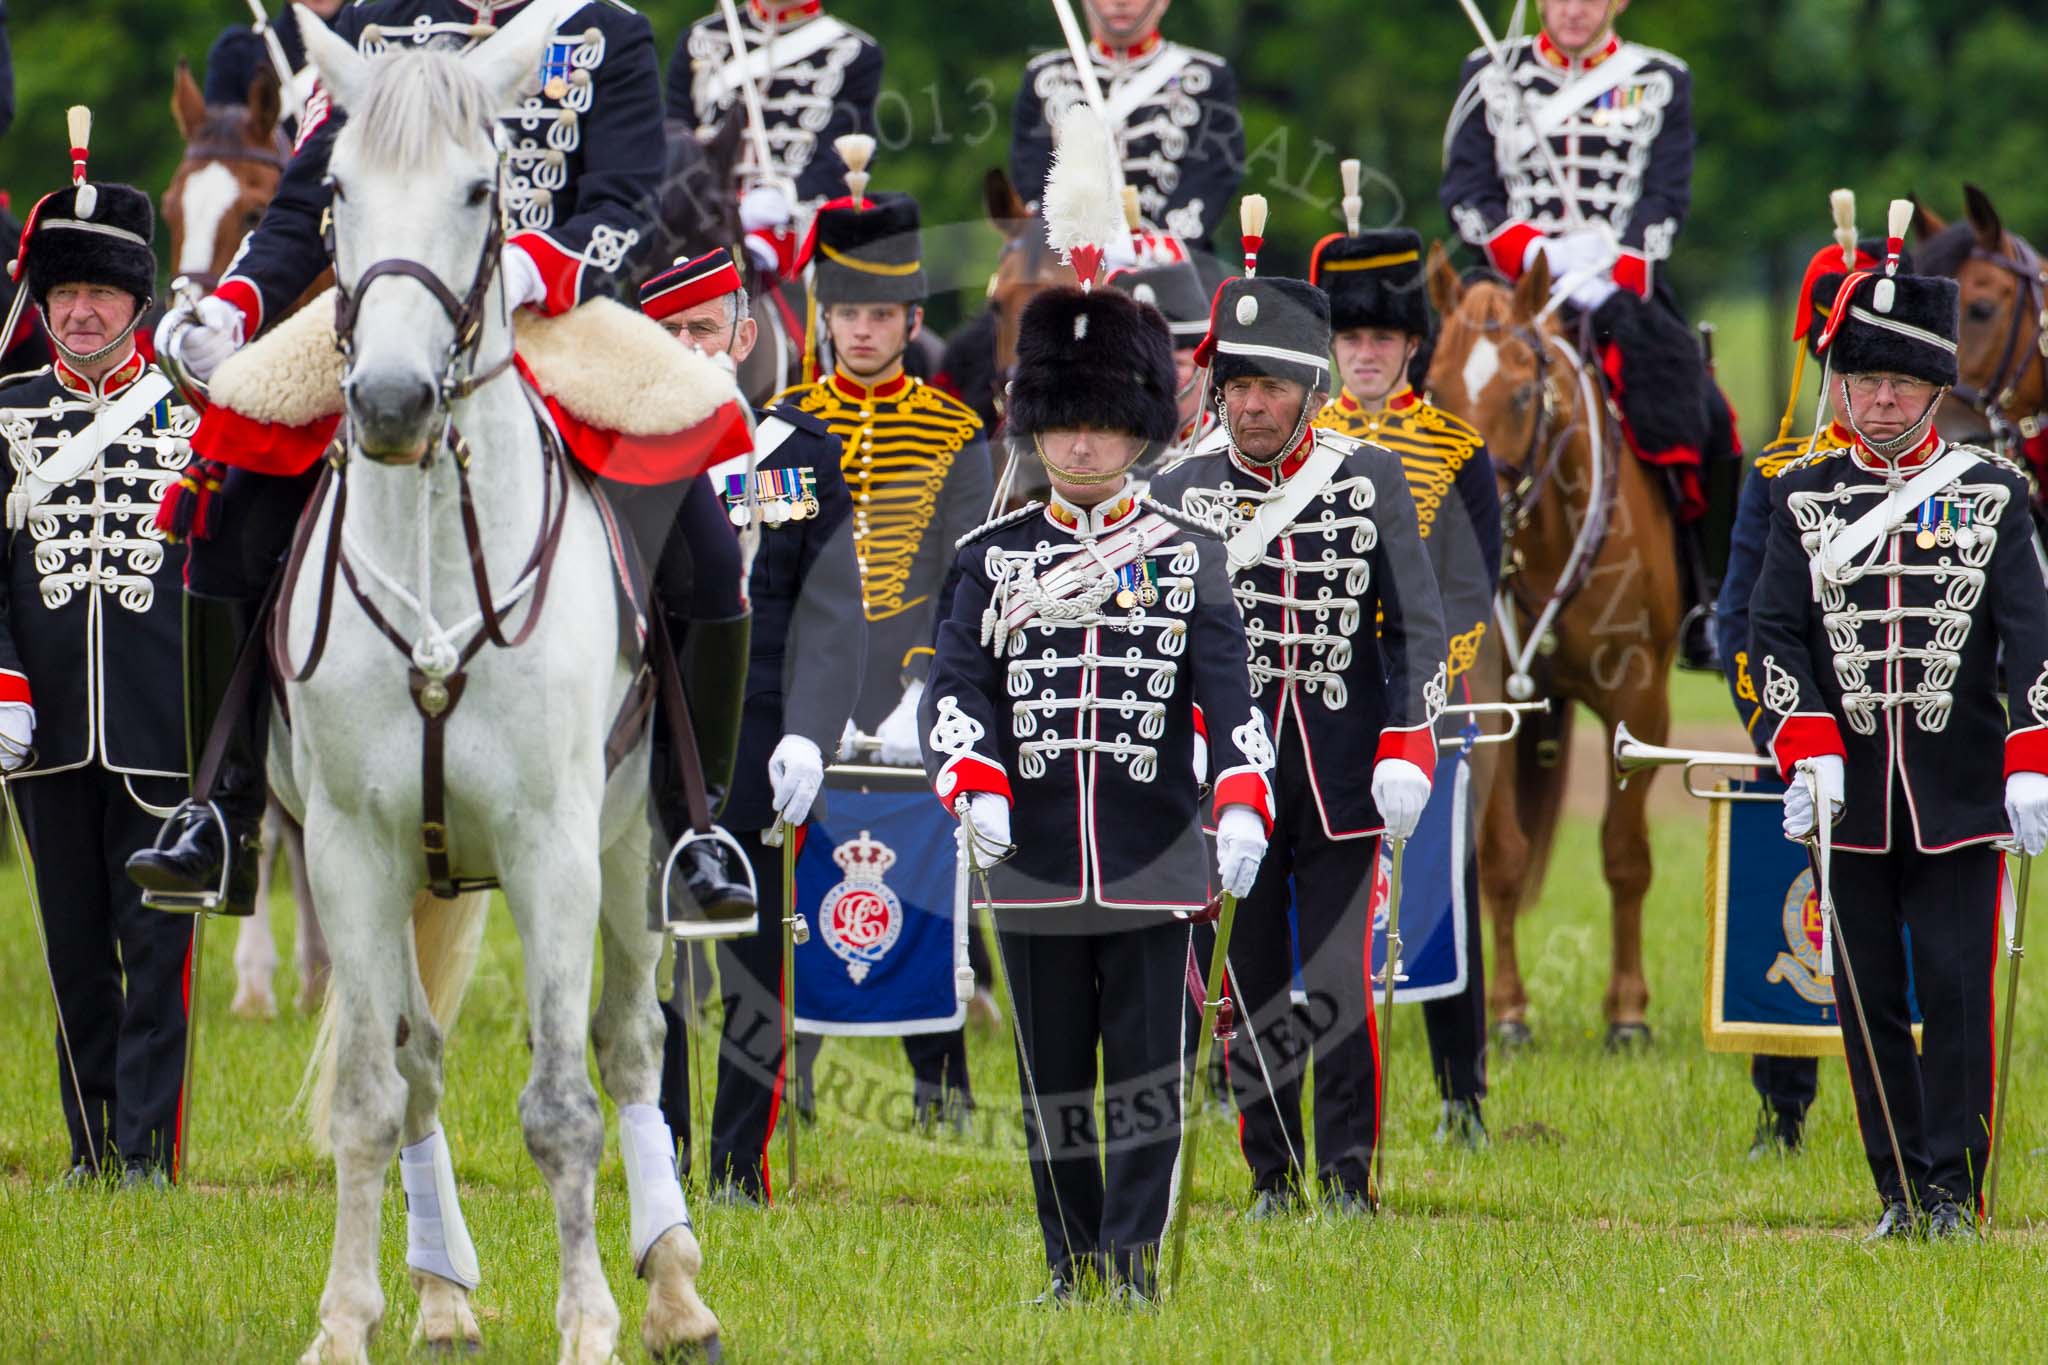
1166;889;1241;1295
0;769;106;1177
1371;834;1407;1205
1450;0;1590;234
717;0;792;201
242;0;299;107
1047;0;1131;203
776;817;804;1200
1801;759;1916;1221
1985;847;2031;1228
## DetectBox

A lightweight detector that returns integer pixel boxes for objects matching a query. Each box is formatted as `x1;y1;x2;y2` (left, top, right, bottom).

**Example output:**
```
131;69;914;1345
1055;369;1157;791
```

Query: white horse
268;8;721;1361
230;801;328;1019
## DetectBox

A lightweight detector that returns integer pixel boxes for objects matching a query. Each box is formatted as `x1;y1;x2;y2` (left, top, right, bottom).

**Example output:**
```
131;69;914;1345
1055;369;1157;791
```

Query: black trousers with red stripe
1829;840;2001;1209
1225;727;1381;1198
16;766;194;1176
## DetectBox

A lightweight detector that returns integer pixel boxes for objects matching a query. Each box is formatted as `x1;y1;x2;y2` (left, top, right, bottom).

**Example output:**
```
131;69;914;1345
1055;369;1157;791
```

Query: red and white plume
67;106;95;218
1240;194;1269;277
1874;197;1911;312
1042;104;1123;290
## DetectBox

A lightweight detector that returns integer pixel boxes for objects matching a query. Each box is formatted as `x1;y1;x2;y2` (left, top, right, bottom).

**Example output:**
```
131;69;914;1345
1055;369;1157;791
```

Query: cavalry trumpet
1439;698;1552;747
1611;721;1776;802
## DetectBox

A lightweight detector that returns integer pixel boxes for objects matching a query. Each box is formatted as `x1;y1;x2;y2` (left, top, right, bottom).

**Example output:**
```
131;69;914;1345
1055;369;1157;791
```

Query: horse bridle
1951;230;2048;452
1489;317;1576;537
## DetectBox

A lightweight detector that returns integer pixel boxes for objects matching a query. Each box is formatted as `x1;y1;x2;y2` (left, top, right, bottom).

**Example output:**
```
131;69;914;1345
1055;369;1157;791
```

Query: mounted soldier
667;0;883;281
641;248;867;1200
1751;219;2048;1240
1309;213;1502;1147
1441;0;1731;669
923;274;1273;1302
1150;205;1448;1216
768;143;993;1127
203;0;347;134
1010;0;1244;248
129;0;683;916
0;122;198;1188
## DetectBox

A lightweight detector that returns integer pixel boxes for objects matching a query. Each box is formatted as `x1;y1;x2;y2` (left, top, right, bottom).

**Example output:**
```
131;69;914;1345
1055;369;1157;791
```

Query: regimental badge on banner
817;831;904;984
723;466;820;527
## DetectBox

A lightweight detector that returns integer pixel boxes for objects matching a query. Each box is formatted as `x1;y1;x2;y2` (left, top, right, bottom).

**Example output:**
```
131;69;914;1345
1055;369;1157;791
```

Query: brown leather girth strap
646;607;714;837
409;669;470;899
272;461;346;685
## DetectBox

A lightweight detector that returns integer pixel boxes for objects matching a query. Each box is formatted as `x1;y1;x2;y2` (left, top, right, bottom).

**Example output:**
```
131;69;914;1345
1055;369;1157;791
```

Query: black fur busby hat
807;191;926;306
23;181;156;311
1108;263;1209;349
1797;238;1912;360
1820;271;1958;387
1194;276;1332;393
1005;286;1180;446
1310;228;1429;337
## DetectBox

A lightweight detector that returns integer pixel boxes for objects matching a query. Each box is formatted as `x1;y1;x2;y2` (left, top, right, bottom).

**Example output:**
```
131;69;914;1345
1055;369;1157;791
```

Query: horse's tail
296;889;492;1153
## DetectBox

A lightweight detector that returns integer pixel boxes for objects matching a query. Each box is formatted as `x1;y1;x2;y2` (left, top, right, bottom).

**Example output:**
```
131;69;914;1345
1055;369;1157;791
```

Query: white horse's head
296;2;559;463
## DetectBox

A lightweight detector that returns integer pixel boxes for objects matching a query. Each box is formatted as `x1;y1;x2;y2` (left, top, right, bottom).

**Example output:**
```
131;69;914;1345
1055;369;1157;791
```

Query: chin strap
1839;377;1947;468
1218;388;1317;469
45;302;146;371
1033;432;1148;485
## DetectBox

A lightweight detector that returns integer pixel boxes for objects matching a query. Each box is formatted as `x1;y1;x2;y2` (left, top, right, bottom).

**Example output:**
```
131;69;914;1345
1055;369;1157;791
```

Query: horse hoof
1494;1019;1533;1050
641;1227;722;1362
1606;1022;1653;1053
650;1334;723;1364
231;983;278;1020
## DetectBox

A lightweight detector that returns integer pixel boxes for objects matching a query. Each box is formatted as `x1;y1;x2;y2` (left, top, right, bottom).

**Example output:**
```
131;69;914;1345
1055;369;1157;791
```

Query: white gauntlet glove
739;183;793;234
1781;754;1845;842
1371;758;1432;842
2005;771;2048;857
155;294;245;382
0;701;33;772
1214;804;1267;899
877;680;925;766
502;243;547;312
961;792;1012;860
767;734;824;829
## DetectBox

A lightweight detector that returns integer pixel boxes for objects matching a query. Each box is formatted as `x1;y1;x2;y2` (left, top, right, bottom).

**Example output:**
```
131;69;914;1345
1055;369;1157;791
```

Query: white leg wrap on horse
400;1129;480;1291
618;1103;691;1272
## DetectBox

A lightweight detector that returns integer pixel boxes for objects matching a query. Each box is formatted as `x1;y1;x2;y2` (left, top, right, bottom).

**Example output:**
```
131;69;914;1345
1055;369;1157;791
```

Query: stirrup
139;800;237;916
659;825;760;941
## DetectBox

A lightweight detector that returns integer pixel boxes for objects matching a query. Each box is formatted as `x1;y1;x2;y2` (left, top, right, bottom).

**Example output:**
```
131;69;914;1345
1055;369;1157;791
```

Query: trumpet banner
1363;746;1473;1004
1703;776;1920;1055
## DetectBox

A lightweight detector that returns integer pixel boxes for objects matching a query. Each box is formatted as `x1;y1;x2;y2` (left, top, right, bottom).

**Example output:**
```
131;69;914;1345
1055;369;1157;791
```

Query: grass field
4;673;2046;1362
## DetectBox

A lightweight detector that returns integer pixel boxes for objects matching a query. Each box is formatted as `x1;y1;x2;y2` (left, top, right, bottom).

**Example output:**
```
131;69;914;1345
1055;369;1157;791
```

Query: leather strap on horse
409;669;472;899
272;460;345;684
647;607;715;838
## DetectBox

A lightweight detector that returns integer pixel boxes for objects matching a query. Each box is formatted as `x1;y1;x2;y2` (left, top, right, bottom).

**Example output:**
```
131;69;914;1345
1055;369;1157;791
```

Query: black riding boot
125;595;265;916
1674;506;1719;673
657;610;756;927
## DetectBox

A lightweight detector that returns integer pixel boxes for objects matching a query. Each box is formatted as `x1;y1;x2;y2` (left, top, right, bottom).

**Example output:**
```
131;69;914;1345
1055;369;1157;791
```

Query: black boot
679;611;751;818
1675;515;1719;673
126;595;265;916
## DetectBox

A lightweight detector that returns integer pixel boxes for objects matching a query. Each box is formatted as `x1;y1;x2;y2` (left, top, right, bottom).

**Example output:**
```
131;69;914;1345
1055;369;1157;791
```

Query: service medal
1916;529;1937;550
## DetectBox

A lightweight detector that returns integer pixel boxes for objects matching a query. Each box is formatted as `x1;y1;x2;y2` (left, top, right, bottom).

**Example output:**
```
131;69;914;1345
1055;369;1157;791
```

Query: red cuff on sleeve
1769;713;1848;781
507;232;584;317
1212;770;1274;834
0;669;32;706
1374;724;1438;773
1488;222;1543;279
1613;250;1651;298
934;754;1011;810
214;277;263;341
2006;726;2048;779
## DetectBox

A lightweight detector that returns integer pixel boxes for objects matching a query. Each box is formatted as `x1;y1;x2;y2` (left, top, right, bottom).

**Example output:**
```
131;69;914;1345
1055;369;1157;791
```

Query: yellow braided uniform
1317;385;1501;683
770;367;992;723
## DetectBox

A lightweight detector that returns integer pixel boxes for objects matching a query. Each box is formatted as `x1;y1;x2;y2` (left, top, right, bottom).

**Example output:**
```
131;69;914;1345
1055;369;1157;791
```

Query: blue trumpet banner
791;766;967;1036
1703;776;1919;1055
1365;747;1471;1004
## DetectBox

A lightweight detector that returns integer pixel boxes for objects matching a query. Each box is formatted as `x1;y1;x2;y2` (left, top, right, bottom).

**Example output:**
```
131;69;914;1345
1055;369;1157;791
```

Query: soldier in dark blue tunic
640;251;867;1202
202;0;347;130
0;170;197;1187
132;1;675;915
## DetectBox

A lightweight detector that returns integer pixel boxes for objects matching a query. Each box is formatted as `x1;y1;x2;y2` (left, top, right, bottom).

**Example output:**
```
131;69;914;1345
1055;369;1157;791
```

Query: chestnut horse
1912;185;2047;469
1424;247;1679;1047
163;61;290;288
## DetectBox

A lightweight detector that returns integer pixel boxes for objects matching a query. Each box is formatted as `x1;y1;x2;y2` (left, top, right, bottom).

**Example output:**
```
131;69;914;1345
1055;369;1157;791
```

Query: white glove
838;718;859;762
502;242;547;312
1567;274;1619;313
2006;771;2048;857
739;183;793;234
767;733;825;829
877;680;925;766
1372;758;1432;842
155;294;245;382
743;234;780;274
0;701;32;772
1526;227;1611;280
1215;804;1267;898
962;791;1012;857
1782;754;1845;842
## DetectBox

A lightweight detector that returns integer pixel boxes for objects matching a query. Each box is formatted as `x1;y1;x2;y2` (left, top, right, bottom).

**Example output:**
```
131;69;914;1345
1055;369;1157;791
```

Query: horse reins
1950;232;2048;456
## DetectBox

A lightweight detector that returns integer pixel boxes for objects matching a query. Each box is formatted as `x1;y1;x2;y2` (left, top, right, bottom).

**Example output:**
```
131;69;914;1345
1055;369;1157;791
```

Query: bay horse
1912;185;2047;471
164;56;332;1019
278;9;719;1359
1424;247;1680;1048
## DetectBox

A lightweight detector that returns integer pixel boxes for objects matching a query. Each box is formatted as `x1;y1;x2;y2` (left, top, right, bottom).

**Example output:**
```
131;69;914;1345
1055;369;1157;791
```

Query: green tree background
0;0;2040;445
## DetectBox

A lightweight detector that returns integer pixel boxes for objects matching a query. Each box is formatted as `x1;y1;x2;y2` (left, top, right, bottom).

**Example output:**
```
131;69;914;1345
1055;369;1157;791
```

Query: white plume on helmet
1042;104;1123;288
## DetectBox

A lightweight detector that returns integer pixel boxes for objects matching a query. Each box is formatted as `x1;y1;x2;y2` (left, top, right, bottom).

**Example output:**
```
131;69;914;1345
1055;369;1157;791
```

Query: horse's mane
1914;222;1979;280
338;48;498;167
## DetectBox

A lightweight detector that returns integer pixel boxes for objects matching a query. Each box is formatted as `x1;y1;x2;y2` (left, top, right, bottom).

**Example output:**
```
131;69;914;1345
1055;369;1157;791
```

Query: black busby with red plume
1005;287;1180;447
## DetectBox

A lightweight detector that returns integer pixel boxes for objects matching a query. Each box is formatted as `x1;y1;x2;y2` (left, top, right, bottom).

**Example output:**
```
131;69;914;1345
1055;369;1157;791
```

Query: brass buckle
422;822;449;856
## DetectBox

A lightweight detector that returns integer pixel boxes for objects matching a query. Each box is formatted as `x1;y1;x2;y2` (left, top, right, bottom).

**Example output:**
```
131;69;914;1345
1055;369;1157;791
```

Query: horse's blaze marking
177;162;242;276
1461;337;1500;405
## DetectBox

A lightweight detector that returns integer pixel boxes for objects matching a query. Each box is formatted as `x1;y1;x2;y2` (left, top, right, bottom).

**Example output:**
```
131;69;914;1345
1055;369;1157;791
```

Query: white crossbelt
1503;44;1656;162
1809;445;1981;598
999;511;1186;634
1225;441;1350;572
696;16;849;107
5;371;173;530
1103;44;1195;128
